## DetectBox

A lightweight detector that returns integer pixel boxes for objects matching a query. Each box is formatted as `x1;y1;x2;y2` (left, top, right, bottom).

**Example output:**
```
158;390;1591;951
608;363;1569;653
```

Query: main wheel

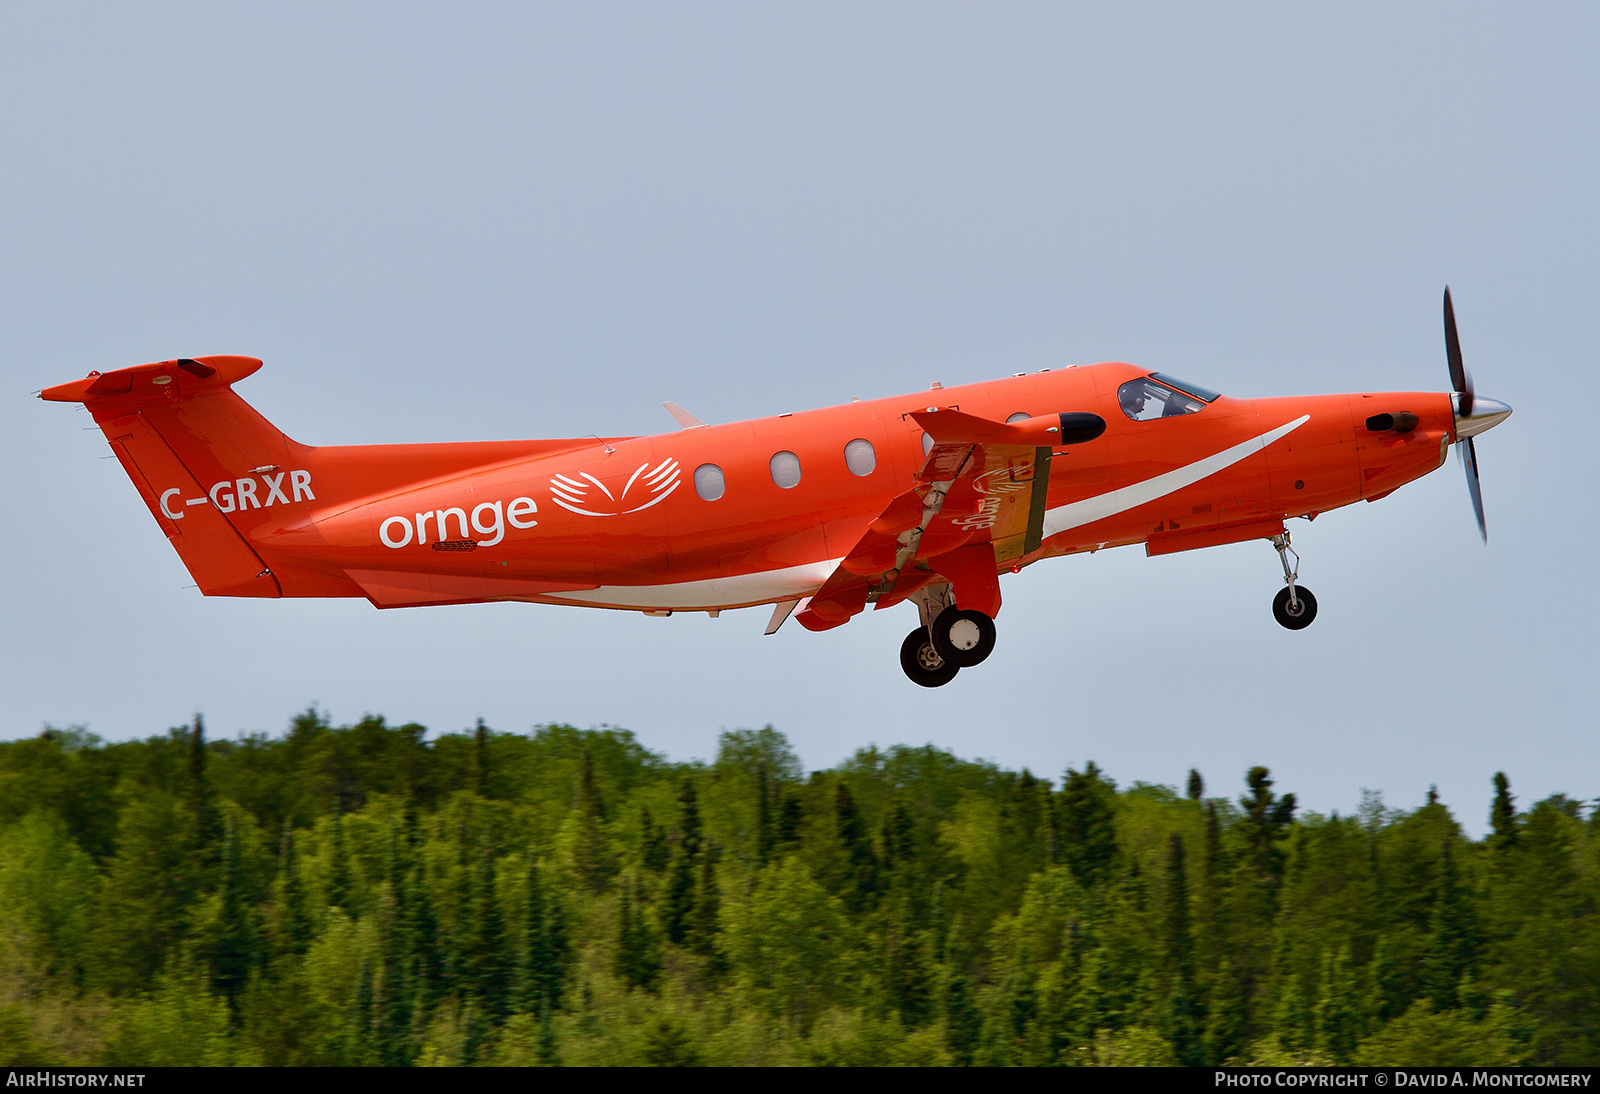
1272;586;1318;630
900;627;960;687
930;606;997;667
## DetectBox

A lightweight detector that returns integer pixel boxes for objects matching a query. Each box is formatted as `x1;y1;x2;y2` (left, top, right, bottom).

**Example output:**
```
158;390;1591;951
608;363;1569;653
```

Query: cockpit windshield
1117;374;1220;421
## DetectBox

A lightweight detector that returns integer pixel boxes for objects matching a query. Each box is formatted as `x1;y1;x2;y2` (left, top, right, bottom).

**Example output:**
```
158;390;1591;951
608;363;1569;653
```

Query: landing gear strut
899;583;998;686
1270;533;1318;630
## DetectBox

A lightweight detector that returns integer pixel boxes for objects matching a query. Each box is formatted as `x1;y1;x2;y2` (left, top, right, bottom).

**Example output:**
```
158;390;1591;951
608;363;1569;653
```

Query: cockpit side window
1150;373;1221;403
1117;377;1209;421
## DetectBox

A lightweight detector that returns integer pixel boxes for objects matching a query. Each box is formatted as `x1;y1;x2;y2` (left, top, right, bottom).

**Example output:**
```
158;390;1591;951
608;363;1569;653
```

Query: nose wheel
1270;533;1318;630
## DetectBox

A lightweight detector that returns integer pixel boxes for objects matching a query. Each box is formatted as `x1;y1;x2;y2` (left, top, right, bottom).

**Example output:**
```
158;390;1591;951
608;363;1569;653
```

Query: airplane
41;289;1510;687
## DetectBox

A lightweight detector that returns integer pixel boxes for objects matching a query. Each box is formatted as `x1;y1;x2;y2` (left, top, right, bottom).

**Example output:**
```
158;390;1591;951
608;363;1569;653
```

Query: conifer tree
377;837;415;1067
520;858;565;1014
688;844;722;965
1164;834;1202;1065
184;714;224;870
1364;935;1404;1025
1424;837;1479;1008
1188;769;1204;801
1004;960;1038;1046
1202;958;1247;1065
447;823;475;992
879;798;915;883
1059;763;1118;888
471;719;489;798
1200;801;1226;958
776;793;804;851
407;856;446;1009
1009;770;1048;872
1490;772;1519;851
572;750;615;891
885;922;932;1028
474;842;513;1025
833;783;878;913
1271;937;1312;1054
328;812;354;917
1239;767;1296;883
209;814;254;1007
1315;946;1362;1063
756;765;776;865
638;806;669;872
279;822;313;956
945;971;983;1066
614;882;661;991
664;779;702;944
535;1005;560;1066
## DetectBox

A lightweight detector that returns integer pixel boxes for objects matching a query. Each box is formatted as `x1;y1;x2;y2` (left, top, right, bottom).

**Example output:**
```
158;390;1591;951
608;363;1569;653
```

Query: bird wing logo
548;458;681;517
969;465;1033;496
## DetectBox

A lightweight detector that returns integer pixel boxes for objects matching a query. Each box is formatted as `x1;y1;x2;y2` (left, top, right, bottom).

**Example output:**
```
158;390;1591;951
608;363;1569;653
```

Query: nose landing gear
1270;533;1317;630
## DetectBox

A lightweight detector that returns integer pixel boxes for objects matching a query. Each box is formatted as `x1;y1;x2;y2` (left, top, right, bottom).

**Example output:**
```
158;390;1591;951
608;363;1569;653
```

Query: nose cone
1454;395;1512;440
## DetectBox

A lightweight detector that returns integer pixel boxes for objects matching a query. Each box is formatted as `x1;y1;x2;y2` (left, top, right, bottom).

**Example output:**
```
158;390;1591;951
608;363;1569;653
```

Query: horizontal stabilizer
41;356;264;409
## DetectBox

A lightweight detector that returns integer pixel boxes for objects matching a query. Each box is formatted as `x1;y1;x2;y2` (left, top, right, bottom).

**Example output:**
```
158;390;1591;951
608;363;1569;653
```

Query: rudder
44;356;287;597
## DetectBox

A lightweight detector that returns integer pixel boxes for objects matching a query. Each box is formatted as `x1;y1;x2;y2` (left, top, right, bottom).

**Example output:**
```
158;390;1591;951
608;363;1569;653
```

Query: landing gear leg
1270;533;1318;630
902;584;961;687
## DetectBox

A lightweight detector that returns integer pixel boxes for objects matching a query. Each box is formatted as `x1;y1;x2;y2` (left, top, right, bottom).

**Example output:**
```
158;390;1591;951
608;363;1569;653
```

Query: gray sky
3;2;1594;833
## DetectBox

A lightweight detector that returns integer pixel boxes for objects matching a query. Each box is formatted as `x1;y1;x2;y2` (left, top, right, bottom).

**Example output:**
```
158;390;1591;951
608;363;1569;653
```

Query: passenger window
1117;377;1207;421
693;463;726;501
921;432;934;456
769;451;802;489
1006;412;1032;424
844;438;876;477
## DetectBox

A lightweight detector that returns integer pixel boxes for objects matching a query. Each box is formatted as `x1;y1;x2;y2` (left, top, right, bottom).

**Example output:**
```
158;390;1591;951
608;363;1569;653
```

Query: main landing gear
1270;533;1318;630
900;587;998;687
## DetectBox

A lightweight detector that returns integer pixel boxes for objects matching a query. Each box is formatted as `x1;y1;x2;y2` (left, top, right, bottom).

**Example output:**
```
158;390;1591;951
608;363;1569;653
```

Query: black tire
900;627;960;687
1272;586;1318;630
930;606;997;667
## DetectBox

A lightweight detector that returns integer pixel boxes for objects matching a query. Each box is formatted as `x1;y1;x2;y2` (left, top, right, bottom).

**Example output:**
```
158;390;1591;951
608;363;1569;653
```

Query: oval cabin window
769;450;802;489
1006;411;1032;424
844;438;876;477
693;463;726;501
921;432;934;456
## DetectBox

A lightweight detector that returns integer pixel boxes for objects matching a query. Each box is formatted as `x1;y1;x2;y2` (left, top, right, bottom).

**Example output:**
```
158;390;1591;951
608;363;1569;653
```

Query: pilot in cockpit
1118;384;1148;419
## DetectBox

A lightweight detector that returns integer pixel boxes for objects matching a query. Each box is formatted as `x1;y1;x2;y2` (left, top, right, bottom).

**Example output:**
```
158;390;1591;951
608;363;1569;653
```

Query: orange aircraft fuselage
41;347;1506;686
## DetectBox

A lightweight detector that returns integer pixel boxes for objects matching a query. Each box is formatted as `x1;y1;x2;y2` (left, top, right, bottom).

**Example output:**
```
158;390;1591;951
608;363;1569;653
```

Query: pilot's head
1119;385;1147;416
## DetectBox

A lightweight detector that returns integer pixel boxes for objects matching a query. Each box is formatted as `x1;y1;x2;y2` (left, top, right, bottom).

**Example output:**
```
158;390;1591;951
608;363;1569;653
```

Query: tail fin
44;355;606;600
43;356;288;596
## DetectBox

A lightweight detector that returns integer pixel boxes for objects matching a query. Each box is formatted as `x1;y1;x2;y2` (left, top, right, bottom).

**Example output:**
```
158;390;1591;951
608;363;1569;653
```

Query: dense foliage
0;712;1595;1066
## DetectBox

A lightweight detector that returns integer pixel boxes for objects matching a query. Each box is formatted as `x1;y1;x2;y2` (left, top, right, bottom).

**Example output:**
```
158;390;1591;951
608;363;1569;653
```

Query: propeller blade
1460;436;1487;542
1444;286;1473;417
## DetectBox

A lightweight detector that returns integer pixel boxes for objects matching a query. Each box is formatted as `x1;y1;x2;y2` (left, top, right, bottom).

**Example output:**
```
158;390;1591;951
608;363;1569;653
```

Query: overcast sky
3;2;1594;834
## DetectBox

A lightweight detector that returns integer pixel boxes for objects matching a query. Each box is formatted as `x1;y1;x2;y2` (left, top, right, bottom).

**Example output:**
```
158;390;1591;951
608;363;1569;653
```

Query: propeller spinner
1443;287;1512;541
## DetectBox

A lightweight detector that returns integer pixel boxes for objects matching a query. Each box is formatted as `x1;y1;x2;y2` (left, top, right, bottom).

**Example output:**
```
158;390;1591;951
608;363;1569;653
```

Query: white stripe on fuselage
542;558;845;610
542;415;1310;610
1040;414;1310;537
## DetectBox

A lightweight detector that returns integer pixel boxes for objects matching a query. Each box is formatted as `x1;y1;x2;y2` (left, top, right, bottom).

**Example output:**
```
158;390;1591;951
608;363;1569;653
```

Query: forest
0;712;1595;1067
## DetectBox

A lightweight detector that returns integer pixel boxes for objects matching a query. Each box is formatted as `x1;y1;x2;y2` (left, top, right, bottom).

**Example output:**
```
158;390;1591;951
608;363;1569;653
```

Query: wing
795;409;1104;631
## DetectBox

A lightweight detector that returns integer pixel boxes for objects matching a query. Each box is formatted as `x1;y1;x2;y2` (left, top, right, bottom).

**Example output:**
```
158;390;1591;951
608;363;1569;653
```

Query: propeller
1442;287;1511;543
